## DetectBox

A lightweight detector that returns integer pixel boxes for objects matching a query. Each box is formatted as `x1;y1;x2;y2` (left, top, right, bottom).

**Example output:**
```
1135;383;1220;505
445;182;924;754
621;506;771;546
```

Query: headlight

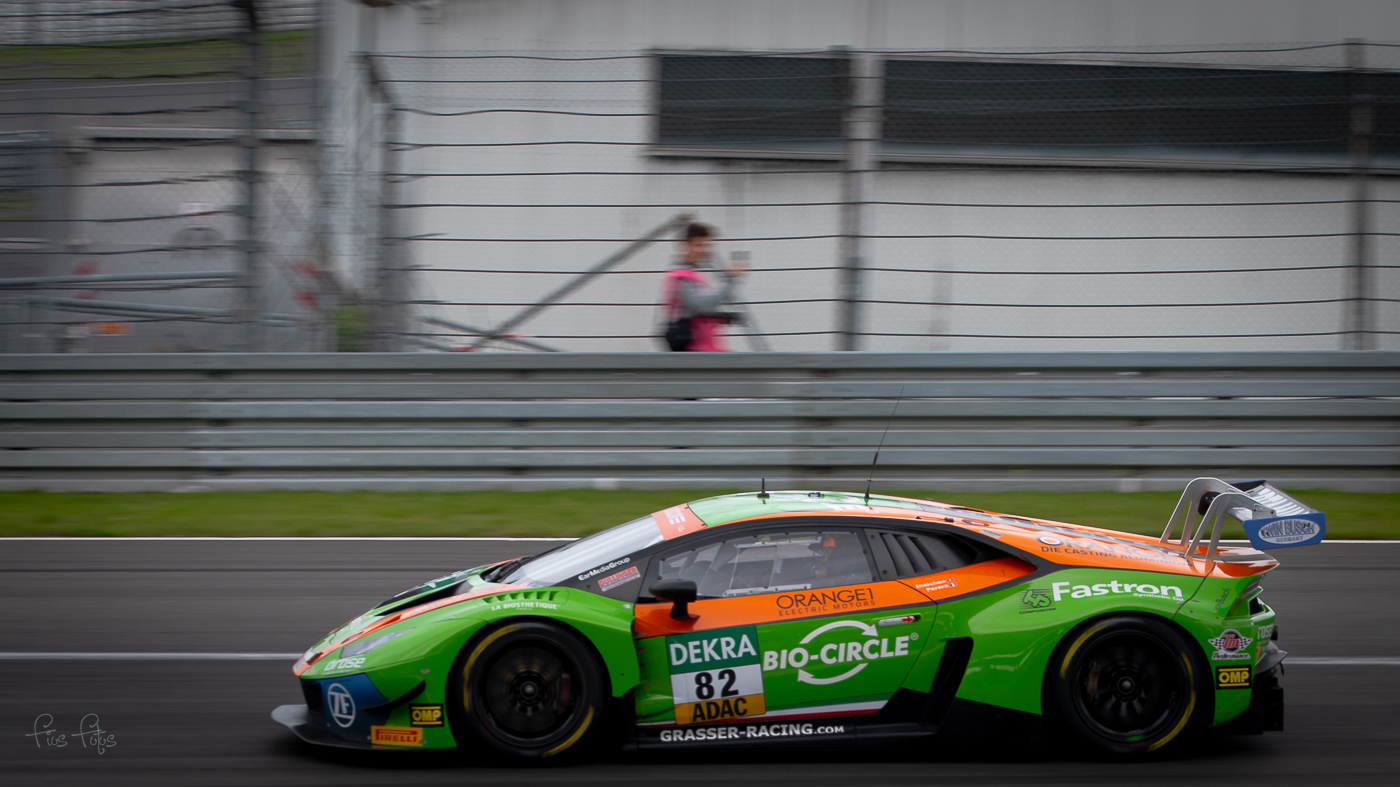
342;629;413;658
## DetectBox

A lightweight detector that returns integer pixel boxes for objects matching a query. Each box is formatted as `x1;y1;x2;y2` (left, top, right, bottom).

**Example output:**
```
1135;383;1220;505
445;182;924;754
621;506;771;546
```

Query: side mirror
649;579;698;620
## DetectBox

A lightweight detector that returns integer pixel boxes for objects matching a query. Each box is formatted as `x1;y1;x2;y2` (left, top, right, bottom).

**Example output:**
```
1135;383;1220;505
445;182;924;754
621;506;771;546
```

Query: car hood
294;562;522;675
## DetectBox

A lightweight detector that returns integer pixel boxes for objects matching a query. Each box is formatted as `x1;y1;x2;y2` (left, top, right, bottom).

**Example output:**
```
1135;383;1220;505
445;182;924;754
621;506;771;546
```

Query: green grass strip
1;489;1395;539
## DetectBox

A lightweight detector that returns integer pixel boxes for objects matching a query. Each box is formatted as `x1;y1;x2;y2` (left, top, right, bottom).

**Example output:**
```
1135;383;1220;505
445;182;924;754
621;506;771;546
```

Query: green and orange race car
272;478;1324;759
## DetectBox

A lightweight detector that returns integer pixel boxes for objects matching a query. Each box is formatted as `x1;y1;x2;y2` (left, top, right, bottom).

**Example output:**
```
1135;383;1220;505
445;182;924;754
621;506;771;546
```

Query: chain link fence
0;0;326;353
363;42;1400;352
6;22;1399;353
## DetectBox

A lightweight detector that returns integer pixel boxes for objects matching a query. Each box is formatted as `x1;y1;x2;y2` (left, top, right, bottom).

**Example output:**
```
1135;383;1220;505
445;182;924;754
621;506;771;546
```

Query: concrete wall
320;1;1400;352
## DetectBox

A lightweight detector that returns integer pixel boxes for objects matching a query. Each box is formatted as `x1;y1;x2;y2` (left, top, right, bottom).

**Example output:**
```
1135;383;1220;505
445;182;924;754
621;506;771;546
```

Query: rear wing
1161;478;1326;562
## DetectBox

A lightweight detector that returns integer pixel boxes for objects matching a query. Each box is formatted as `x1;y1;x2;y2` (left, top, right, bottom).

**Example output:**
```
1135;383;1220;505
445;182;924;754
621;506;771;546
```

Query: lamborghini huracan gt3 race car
273;477;1324;758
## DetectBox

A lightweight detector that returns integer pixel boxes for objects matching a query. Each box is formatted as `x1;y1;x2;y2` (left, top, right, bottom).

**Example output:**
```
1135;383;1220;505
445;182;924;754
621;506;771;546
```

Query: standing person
661;222;747;352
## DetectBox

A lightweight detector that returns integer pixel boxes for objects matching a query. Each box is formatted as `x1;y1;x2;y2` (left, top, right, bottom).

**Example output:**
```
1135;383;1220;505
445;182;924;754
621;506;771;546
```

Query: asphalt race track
3;539;1399;786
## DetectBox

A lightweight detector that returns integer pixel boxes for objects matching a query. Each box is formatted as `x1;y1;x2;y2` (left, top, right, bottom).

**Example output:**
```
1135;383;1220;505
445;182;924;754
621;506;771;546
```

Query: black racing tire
448;620;608;762
1045;614;1208;758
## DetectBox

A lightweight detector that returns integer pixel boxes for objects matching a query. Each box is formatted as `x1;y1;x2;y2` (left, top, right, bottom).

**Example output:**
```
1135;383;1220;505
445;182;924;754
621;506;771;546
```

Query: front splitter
272;704;385;751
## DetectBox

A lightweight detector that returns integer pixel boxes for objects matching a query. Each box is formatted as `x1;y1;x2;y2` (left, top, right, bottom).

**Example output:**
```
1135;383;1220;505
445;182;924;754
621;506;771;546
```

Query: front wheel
449;620;608;761
1046;615;1207;757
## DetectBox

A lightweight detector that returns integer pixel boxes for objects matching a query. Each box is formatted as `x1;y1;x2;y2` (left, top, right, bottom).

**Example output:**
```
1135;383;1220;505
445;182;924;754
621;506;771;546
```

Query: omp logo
409;704;443;727
762;619;912;686
1020;589;1053;609
1216;666;1252;690
326;683;356;728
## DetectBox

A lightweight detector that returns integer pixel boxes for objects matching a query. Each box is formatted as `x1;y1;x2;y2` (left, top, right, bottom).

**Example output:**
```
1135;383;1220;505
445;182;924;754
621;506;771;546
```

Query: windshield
499;515;665;588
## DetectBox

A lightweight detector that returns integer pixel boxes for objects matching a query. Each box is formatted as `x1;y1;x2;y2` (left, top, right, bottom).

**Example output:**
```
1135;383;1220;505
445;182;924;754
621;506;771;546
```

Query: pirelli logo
410;704;444;727
1216;665;1252;690
370;726;423;746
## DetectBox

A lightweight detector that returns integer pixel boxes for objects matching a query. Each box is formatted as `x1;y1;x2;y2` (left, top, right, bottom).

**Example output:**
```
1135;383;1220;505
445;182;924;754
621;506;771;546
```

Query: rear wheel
1047;615;1206;757
450;621;607;761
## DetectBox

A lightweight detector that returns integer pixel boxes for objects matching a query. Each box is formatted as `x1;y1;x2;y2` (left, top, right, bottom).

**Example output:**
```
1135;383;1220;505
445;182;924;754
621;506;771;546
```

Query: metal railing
2;351;1395;492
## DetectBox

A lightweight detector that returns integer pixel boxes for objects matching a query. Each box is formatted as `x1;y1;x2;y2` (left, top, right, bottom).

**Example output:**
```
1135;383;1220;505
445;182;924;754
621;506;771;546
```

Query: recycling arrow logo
764;618;916;687
795;620;878;685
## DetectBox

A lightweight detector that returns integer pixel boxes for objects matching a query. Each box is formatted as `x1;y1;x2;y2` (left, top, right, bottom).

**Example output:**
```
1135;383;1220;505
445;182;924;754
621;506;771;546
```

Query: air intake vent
301;680;324;714
870;531;979;579
375;580;467;616
479;589;562;606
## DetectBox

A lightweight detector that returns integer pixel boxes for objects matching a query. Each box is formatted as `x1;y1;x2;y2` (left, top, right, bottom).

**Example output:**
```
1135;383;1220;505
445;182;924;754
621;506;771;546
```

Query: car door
631;523;938;738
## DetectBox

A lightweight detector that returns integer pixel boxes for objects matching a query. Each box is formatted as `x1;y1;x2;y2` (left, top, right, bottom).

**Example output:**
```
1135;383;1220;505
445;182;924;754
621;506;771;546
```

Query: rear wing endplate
1161;478;1326;561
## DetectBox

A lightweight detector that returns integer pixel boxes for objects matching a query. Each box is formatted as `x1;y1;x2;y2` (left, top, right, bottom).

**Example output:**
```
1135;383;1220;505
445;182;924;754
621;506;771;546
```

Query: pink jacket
662;268;729;352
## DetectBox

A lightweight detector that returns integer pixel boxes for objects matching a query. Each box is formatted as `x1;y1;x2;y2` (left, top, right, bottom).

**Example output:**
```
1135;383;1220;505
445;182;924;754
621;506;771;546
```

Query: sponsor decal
657;721;847;743
1035;536;1189;568
489;600;560;612
598;565;641;593
1253;518;1322;545
578;557;630;582
653;505;706;539
320;656;367;673
409;704;443;727
667;627;766;725
370;726;423;746
914;577;957;594
1243;511;1326;550
774;586;876;618
1216;665;1252;690
761;619;913;686
1018;588;1055;613
1214;588;1232;612
1051;579;1184;603
1256;624;1275;642
1208;629;1254;661
326;683;356;728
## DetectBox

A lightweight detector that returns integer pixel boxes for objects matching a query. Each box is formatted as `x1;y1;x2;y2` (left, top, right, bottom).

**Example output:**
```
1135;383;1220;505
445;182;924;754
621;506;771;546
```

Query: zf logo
1020;589;1053;609
1216;666;1251;690
410;704;444;727
326;683;356;728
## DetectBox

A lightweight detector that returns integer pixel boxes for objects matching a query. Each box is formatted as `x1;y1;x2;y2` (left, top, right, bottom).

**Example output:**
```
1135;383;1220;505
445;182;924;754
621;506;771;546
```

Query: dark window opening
655;54;848;153
883;59;1400;163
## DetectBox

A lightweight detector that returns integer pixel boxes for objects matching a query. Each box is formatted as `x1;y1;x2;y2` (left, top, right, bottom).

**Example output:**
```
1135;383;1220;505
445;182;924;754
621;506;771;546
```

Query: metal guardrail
1;352;1396;492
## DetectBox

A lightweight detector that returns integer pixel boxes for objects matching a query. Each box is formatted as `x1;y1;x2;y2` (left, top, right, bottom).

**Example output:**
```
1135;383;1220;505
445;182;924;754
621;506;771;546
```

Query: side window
653;530;875;599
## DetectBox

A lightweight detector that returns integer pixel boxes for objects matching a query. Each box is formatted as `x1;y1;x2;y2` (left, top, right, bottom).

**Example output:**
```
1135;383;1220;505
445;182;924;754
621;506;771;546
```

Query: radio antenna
864;386;904;506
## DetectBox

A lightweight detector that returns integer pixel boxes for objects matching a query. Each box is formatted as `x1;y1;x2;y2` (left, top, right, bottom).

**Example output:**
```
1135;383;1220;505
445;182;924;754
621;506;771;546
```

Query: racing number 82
694;669;740;700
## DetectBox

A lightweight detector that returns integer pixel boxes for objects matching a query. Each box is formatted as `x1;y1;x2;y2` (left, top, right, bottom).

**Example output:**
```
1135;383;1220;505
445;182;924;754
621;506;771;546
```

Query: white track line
0;653;1397;664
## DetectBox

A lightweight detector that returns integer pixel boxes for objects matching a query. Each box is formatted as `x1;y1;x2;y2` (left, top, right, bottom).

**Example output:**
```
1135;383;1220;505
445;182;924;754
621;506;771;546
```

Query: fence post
362;54;404;352
837;50;883;352
1346;39;1374;351
236;1;264;352
26;0;58;353
375;102;404;352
